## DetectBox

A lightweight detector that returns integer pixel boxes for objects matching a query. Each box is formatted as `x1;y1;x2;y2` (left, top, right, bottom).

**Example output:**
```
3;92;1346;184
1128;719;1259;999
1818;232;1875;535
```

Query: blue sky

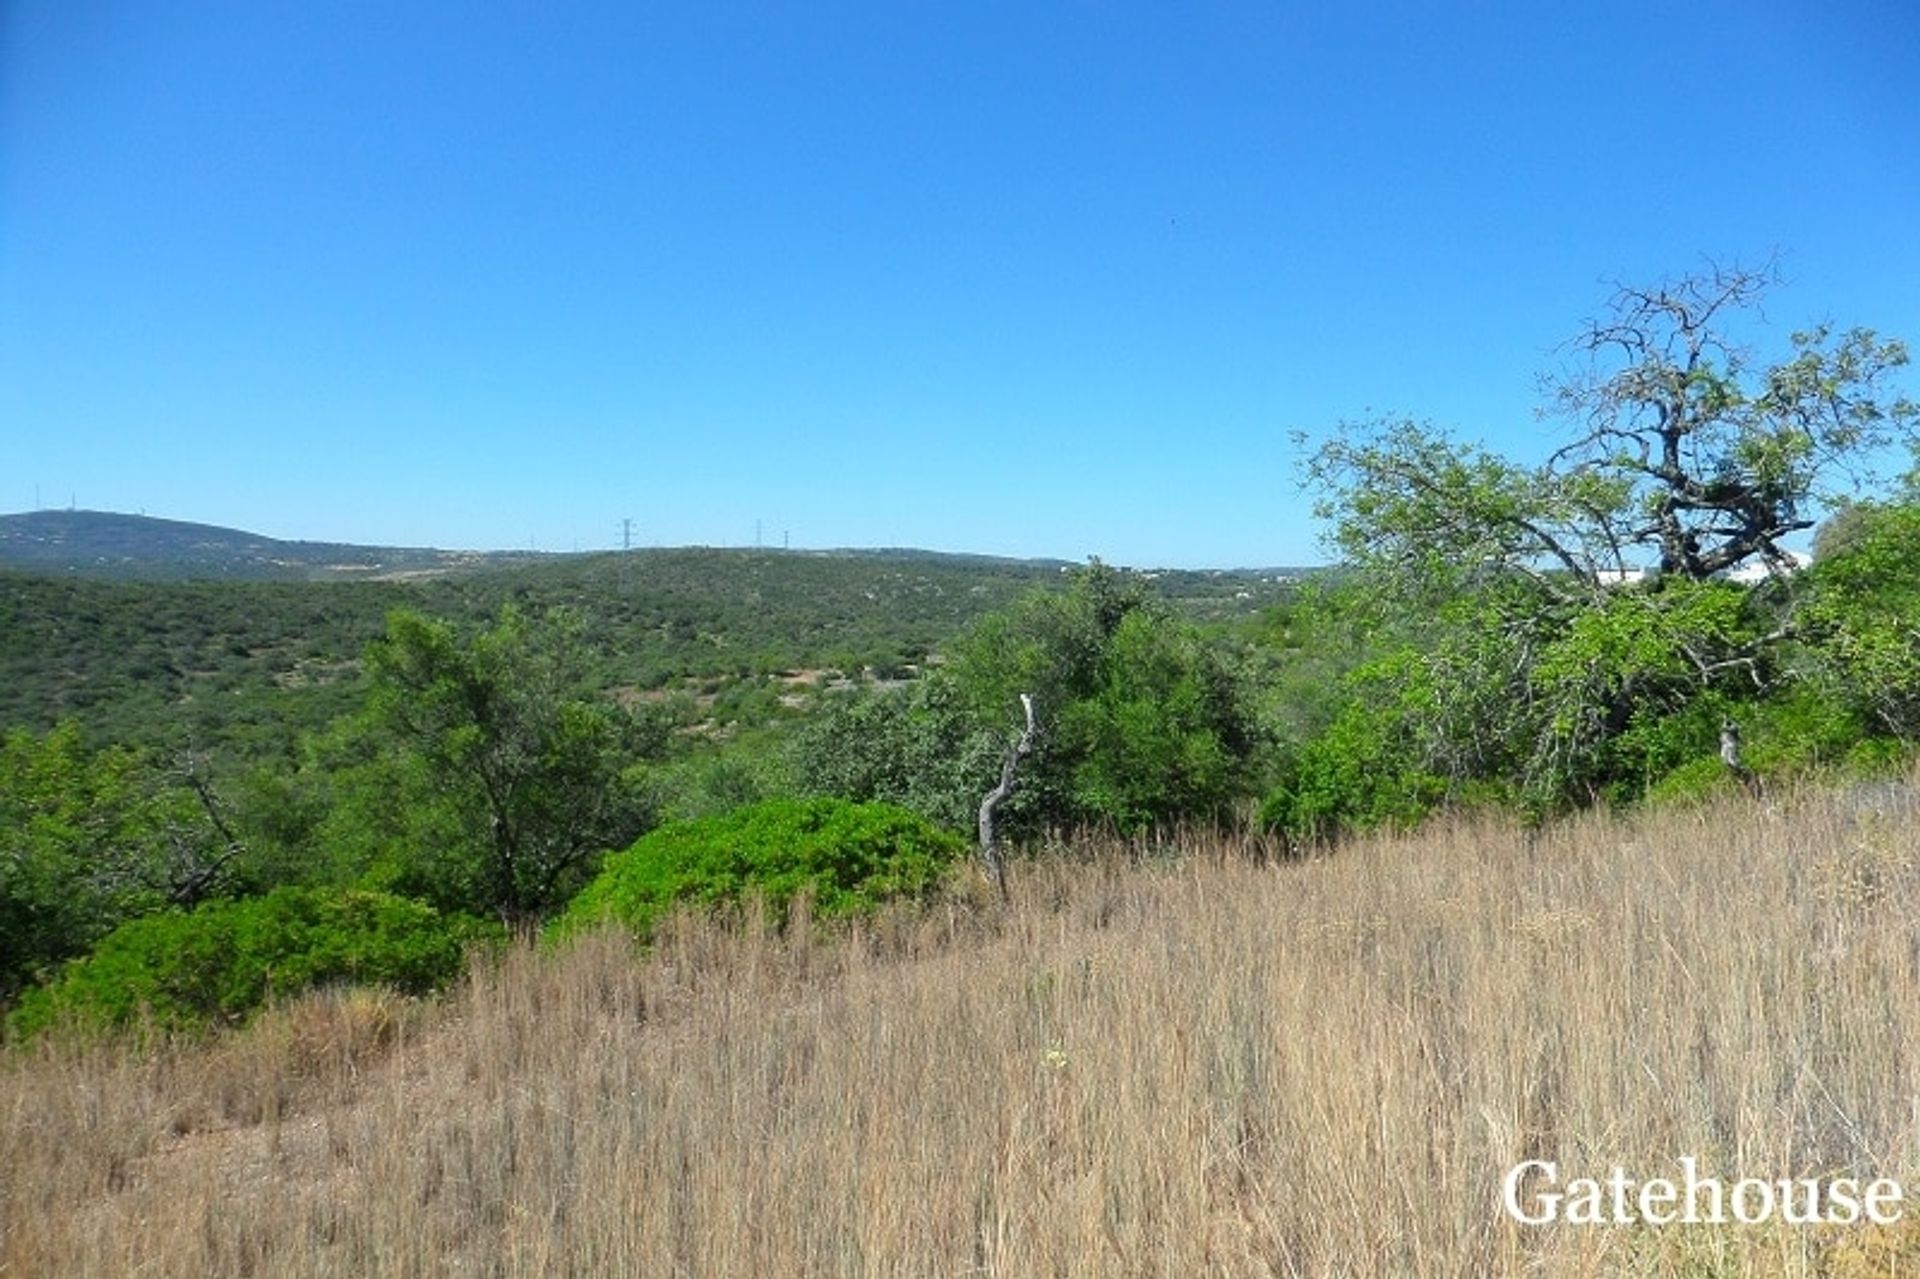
3;2;1916;566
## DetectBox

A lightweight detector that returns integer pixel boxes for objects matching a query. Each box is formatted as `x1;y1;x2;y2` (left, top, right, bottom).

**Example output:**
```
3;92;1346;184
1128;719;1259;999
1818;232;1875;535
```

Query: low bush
551;797;967;944
6;887;501;1041
1641;756;1735;809
1257;697;1447;846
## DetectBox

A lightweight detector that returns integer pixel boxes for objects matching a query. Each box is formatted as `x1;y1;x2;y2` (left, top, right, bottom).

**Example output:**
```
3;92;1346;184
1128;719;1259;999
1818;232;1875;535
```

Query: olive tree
1307;261;1916;600
1288;263;1916;821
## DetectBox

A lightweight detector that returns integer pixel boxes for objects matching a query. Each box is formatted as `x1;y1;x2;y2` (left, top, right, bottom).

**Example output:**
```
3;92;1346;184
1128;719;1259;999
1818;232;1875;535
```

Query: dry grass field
9;785;1920;1276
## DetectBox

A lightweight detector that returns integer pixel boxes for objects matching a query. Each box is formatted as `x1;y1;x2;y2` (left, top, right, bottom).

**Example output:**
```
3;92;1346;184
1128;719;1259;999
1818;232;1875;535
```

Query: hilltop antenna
621;517;633;551
755;518;763;548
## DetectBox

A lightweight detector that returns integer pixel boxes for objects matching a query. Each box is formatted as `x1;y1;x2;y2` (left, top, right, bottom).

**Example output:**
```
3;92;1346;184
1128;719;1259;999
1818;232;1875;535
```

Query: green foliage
647;733;799;823
1258;696;1449;844
1841;736;1912;776
1799;502;1920;739
1238;581;1384;744
6;549;1268;763
795;564;1263;836
939;563;1261;833
790;675;1005;832
1054;610;1250;829
551;798;967;944
6;887;499;1041
1257;572;1796;839
1525;580;1773;795
1640;756;1736;809
1276;267;1920;835
0;723;230;1001
333;607;665;924
0;571;409;761
1734;685;1872;774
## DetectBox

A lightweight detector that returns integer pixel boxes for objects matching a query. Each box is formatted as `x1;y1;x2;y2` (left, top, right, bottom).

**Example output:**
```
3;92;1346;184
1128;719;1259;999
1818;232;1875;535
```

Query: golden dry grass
9;785;1920;1276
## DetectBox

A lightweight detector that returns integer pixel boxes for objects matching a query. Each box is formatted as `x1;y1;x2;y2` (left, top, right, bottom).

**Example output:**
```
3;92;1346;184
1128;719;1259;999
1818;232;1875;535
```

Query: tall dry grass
8;785;1920;1276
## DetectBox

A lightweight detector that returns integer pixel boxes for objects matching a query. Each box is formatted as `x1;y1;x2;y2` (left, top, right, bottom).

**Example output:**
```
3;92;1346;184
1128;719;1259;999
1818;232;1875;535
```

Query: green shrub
551;797;967;944
1739;684;1872;774
1842;736;1912;777
1257;697;1446;846
6;887;501;1041
1642;756;1736;809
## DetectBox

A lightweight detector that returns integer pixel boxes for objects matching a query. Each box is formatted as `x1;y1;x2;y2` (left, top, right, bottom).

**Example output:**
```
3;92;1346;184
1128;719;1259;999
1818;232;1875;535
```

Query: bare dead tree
977;693;1035;900
1718;719;1766;801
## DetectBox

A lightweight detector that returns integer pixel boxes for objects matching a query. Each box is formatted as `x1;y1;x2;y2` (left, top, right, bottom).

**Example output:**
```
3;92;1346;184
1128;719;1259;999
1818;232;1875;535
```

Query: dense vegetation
1260;263;1918;839
791;562;1261;836
0;547;1295;1026
0;546;1295;759
3;263;1918;1048
552;797;967;944
6;887;498;1040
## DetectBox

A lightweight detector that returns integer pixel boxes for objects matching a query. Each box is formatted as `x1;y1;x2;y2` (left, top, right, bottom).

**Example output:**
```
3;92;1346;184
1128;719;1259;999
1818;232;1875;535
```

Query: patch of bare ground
10;784;1920;1275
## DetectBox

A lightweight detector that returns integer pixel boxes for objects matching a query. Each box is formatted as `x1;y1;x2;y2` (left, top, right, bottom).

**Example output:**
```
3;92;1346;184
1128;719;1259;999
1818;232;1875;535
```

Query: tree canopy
1306;261;1917;602
1274;264;1919;834
337;607;666;925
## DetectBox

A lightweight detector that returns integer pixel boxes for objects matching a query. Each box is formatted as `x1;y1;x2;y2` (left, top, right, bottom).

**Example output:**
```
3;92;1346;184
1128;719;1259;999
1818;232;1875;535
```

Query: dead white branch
978;693;1035;899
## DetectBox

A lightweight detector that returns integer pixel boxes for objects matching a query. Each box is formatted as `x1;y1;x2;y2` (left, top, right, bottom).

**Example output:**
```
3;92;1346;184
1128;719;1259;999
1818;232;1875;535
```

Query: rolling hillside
0;510;539;581
0;512;1314;759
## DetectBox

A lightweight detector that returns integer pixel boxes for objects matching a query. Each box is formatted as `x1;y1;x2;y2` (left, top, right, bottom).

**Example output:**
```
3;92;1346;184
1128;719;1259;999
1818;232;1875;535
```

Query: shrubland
3;260;1920;1272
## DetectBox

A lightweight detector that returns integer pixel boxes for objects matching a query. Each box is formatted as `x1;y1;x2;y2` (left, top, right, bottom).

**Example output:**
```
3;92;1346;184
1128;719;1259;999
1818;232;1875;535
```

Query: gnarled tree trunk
978;693;1035;900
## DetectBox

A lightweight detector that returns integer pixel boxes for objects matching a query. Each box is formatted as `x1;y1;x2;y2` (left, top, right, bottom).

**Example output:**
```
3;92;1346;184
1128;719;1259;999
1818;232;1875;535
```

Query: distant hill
0;510;543;581
0;510;1318;759
0;509;1320;586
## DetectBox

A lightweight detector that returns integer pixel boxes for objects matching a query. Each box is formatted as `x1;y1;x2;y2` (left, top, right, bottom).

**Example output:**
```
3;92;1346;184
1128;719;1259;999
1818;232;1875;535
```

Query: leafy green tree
1306;262;1916;599
1798;501;1920;740
1052;609;1251;830
328;607;665;926
1282;264;1915;831
1258;653;1452;843
0;724;235;1000
801;564;1261;836
1259;576;1787;837
789;675;1004;831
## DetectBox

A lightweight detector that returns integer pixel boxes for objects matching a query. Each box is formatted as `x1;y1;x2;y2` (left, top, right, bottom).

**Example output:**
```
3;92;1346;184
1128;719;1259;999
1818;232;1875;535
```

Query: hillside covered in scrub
0;535;1299;760
4;261;1920;1269
12;0;1920;1267
6;268;1920;1022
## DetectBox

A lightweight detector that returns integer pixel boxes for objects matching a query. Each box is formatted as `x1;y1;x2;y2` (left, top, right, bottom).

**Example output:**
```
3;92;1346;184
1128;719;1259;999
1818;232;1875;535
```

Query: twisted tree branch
977;693;1035;900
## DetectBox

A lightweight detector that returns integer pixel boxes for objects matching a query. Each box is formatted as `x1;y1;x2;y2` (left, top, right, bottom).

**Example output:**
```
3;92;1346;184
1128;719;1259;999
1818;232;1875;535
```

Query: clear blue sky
4;2;1916;566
